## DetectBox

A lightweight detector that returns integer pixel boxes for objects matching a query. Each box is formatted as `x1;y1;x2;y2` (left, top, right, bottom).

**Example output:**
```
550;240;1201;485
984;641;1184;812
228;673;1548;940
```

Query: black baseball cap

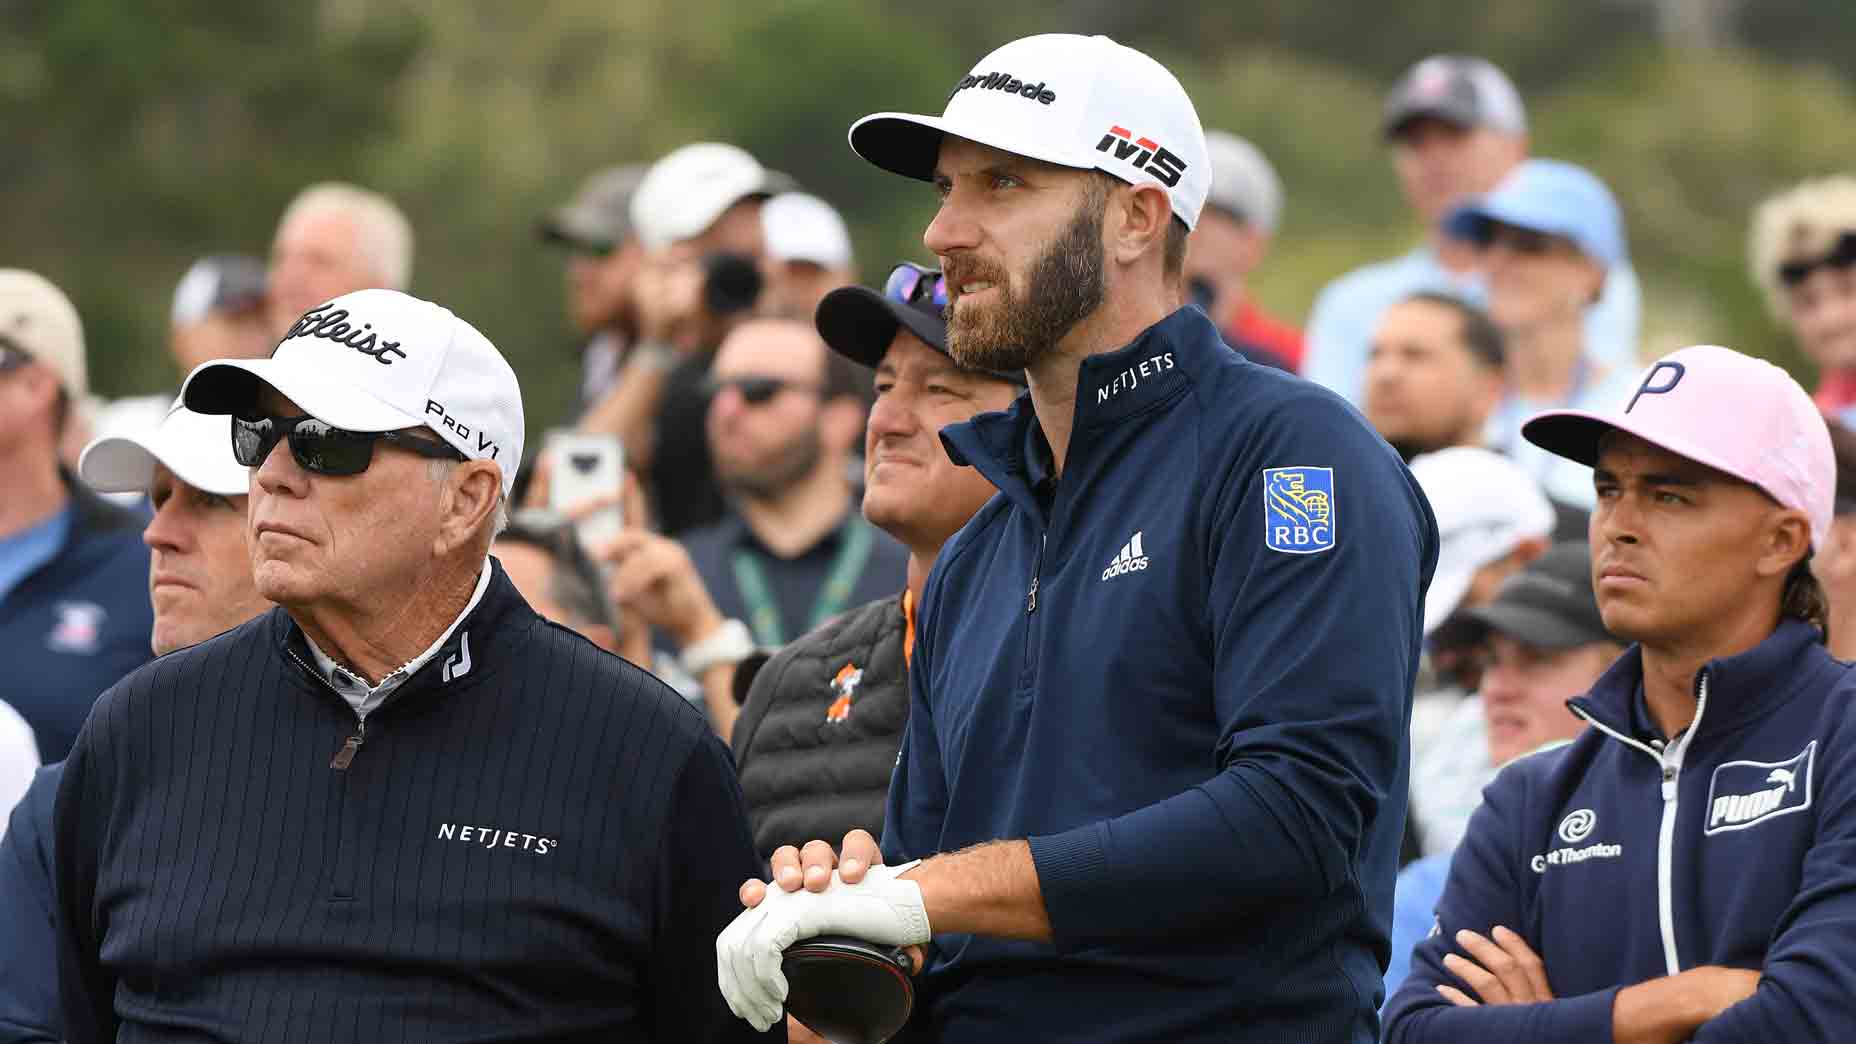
1455;542;1613;650
1382;55;1527;141
814;264;1026;385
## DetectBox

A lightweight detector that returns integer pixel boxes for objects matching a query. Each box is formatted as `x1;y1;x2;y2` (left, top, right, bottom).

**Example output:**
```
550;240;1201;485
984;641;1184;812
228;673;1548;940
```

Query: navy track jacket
1385;619;1856;1041
884;307;1438;1042
53;559;777;1044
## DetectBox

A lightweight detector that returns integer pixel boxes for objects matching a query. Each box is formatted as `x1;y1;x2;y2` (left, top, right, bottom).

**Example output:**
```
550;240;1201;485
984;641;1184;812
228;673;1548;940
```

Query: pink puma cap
1523;344;1835;549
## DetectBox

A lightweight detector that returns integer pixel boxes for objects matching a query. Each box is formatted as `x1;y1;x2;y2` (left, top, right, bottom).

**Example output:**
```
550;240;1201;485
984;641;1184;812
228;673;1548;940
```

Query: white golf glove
716;860;930;1032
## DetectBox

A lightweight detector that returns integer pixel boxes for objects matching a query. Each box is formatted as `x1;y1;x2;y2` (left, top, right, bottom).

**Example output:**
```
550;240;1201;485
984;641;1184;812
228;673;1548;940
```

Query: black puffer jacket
731;594;909;863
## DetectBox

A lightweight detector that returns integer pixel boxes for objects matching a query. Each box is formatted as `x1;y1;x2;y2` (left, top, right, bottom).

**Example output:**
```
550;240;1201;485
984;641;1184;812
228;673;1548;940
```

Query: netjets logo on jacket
1102;531;1150;581
1705;742;1815;835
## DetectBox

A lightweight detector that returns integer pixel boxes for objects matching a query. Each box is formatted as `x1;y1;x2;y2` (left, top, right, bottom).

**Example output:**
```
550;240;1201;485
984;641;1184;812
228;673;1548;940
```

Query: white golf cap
1203;130;1283;234
1409;446;1555;636
763;192;854;269
849;33;1211;230
179;289;525;497
79;398;249;497
0;268;86;399
630;142;774;250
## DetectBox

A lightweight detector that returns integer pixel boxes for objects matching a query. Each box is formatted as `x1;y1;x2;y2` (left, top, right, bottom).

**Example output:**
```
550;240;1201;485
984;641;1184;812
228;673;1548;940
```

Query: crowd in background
5;45;1856;1036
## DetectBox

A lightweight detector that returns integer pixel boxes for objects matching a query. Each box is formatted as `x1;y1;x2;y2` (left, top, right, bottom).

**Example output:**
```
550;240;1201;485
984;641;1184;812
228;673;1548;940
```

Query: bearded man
716;33;1439;1042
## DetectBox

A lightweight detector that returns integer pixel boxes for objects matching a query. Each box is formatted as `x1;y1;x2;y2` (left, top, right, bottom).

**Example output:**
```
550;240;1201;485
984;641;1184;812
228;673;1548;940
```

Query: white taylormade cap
849;33;1212;230
179;289;525;496
80;398;249;497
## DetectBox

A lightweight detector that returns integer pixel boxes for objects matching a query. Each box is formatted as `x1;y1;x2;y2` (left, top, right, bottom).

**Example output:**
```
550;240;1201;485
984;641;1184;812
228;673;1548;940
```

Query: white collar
307;558;493;719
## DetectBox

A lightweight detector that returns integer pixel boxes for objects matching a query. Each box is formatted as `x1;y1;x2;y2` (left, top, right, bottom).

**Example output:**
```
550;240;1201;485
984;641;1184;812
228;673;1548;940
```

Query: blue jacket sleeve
652;730;783;1043
1300;277;1371;405
1383;853;1452;1009
881;560;948;867
1689;719;1856;1042
1383;755;1618;1043
1027;392;1433;946
0;765;62;1044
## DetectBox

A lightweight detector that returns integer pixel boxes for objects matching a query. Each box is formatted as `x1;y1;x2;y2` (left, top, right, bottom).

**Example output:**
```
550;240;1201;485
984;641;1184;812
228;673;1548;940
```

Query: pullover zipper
1572;669;1710;975
289;649;371;770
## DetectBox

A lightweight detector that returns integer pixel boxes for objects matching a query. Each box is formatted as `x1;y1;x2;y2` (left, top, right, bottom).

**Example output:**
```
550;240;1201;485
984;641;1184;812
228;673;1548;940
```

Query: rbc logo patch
1263;467;1336;554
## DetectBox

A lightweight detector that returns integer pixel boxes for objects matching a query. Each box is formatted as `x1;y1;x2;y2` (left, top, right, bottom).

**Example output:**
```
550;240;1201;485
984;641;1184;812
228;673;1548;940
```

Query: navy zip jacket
54;559;778;1044
884;307;1437;1042
0;763;60;1044
1384;619;1856;1042
1;473;152;762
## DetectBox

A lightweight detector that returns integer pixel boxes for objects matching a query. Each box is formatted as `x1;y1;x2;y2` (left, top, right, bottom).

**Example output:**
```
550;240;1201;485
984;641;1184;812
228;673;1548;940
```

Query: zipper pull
1026;575;1039;614
330;732;364;770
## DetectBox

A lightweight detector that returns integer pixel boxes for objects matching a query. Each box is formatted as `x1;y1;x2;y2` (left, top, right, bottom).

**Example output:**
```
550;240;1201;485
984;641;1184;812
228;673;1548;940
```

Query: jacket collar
939;306;1229;519
1569;618;1836;745
274;555;540;709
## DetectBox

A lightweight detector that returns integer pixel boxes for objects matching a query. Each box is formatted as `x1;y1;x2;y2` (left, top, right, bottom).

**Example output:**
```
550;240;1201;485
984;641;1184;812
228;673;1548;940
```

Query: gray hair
428;458;508;539
277;182;415;290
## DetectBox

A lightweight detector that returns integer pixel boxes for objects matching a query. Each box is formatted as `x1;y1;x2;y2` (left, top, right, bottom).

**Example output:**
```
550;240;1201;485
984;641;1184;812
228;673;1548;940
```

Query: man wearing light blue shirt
1304;56;1639;406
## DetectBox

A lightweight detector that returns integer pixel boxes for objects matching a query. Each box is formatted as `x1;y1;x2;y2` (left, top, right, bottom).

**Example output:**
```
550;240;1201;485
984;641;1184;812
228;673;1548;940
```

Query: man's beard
944;193;1108;373
719;426;823;501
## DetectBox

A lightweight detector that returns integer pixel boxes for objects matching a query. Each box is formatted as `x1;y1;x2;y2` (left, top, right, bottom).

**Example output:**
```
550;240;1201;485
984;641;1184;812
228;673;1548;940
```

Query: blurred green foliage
3;0;1853;437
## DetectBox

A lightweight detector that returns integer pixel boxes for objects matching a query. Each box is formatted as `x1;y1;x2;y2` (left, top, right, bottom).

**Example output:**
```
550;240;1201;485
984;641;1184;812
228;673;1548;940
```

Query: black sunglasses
232;414;465;476
1484;223;1573;257
1777;231;1856;288
884;262;949;310
699;375;821;406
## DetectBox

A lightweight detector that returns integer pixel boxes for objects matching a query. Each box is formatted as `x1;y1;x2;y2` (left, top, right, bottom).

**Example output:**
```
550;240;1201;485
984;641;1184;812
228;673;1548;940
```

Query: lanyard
732;517;877;647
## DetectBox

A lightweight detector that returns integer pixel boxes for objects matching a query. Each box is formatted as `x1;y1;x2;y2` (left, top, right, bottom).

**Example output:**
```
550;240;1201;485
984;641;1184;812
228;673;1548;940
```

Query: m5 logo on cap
1094;126;1189;188
286;303;408;366
949;70;1056;105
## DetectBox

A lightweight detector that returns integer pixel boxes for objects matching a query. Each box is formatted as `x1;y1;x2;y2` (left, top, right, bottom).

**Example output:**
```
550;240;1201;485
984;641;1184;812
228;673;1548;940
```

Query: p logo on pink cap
1523;345;1835;550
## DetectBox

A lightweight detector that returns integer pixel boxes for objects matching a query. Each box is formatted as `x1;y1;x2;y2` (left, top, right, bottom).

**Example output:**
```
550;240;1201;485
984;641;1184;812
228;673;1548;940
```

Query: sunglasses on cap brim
884;261;949;311
1777;231;1856;288
232;414;466;476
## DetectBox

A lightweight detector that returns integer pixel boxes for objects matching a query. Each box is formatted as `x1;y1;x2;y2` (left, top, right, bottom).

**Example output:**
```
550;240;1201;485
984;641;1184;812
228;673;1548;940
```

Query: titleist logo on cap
949;70;1056;105
285;303;408;366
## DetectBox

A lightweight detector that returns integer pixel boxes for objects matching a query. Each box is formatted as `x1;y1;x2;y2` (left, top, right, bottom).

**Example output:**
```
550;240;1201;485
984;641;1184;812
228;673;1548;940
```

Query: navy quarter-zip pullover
54;559;778;1044
1384;619;1856;1042
885;307;1438;1042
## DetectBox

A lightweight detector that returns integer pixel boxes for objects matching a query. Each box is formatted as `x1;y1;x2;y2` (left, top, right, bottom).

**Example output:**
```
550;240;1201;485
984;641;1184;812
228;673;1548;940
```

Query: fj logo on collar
285;303;408;365
442;631;472;683
1705;741;1814;835
1263;467;1336;554
826;663;863;723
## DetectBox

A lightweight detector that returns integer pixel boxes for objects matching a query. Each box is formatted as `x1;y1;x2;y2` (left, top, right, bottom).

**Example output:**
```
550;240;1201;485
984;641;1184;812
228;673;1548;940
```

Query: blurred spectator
495;509;622;649
88;254;273;454
579;143;783;535
265;181;414;338
731;264;1023;865
678;318;910;737
0;699;33;832
538;164;649;414
1304;55;1640;405
1748;174;1856;422
1406;447;1553;764
1186;129;1300;370
758;191;857;321
1447;158;1642;508
0;401;272;1040
1815;419;1856;659
1364;291;1504;460
1385;542;1618;1001
0;270;152;763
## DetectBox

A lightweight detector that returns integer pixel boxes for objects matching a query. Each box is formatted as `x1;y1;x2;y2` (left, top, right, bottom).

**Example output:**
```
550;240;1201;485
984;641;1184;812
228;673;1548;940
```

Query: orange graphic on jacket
826;663;863;723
